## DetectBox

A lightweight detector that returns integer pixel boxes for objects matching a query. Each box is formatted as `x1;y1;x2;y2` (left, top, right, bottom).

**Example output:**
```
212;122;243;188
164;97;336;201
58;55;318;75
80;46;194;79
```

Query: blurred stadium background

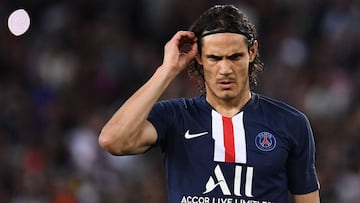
1;0;359;202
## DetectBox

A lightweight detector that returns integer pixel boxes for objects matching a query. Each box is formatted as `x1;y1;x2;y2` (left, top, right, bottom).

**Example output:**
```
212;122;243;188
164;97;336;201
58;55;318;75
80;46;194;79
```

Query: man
99;5;320;203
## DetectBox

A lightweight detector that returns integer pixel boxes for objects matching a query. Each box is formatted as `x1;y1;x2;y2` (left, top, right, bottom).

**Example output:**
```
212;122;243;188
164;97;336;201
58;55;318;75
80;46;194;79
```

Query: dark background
1;0;359;202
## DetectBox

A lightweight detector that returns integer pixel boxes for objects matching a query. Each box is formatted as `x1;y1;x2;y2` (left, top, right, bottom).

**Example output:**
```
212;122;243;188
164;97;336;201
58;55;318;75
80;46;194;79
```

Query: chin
218;92;237;100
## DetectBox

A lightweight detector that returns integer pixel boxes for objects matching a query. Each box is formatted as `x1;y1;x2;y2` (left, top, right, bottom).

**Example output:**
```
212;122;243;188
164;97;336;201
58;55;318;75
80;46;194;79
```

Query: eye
227;53;244;61
207;55;222;61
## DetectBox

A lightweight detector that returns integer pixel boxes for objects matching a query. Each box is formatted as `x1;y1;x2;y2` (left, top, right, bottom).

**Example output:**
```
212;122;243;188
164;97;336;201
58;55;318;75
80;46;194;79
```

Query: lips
218;80;235;89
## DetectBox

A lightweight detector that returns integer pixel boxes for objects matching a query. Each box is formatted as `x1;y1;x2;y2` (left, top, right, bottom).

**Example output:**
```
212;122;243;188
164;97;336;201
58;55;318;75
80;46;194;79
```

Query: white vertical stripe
245;166;254;197
234;165;242;196
212;110;225;162
233;112;247;164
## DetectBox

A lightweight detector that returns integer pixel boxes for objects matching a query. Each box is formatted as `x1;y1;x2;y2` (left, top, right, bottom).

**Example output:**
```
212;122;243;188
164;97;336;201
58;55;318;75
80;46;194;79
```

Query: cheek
202;69;218;85
202;63;217;75
235;60;250;74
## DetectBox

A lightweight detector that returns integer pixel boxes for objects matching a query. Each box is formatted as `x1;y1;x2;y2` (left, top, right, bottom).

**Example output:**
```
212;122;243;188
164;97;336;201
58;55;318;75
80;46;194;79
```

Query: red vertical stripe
222;116;235;162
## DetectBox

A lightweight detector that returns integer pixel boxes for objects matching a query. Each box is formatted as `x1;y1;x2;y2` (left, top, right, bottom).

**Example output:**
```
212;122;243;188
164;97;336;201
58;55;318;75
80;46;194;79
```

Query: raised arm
99;31;198;155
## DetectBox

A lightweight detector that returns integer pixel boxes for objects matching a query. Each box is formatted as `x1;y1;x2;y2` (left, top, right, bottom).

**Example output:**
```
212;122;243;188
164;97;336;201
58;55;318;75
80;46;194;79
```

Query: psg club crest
255;132;276;152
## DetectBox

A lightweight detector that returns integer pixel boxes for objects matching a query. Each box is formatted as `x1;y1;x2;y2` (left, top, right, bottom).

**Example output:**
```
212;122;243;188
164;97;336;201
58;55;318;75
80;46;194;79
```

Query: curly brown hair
187;5;264;93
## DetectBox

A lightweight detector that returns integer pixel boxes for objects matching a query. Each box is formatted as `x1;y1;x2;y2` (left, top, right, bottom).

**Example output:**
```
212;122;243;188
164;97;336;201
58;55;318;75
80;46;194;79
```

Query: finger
179;38;196;53
172;31;196;45
178;34;197;54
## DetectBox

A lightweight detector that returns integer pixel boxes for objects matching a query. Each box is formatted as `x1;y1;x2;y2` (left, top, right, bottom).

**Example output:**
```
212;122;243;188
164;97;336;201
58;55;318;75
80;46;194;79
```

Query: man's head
188;5;263;93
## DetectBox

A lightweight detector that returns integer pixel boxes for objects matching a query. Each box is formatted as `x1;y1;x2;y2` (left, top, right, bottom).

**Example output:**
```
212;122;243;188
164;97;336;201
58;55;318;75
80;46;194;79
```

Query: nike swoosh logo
184;130;208;139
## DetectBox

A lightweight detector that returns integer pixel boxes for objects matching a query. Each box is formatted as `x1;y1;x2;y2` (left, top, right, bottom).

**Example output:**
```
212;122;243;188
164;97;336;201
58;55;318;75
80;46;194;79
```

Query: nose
218;60;233;75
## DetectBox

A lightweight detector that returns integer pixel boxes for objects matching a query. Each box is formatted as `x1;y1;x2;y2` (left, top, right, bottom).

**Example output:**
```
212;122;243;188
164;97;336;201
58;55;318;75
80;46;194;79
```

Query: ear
249;40;258;62
195;54;203;65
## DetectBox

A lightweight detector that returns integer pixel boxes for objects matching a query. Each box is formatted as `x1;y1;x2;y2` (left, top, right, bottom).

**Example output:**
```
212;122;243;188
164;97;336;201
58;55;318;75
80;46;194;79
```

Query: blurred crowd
0;0;359;202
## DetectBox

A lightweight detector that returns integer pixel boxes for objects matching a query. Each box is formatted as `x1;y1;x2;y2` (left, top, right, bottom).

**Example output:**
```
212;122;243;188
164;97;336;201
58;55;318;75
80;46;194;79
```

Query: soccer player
99;4;320;203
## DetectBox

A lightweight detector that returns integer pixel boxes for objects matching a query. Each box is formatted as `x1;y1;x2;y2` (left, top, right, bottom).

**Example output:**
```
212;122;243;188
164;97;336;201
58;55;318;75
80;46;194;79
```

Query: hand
161;31;198;75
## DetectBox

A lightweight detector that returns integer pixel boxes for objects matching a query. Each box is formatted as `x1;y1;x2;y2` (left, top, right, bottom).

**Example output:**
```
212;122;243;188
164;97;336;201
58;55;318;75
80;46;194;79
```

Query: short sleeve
147;100;179;152
287;114;320;194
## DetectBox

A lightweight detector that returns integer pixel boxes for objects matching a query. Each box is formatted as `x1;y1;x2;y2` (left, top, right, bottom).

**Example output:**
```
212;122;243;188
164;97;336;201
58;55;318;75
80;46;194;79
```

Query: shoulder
255;93;307;118
154;96;208;112
251;94;314;148
252;93;310;128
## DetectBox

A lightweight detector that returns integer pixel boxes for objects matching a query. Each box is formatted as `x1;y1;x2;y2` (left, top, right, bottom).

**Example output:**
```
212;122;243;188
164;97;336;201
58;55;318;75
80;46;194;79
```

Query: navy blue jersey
148;93;319;203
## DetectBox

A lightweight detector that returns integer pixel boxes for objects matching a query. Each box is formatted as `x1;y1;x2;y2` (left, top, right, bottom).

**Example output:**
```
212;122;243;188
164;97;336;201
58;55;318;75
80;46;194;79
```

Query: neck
206;91;251;117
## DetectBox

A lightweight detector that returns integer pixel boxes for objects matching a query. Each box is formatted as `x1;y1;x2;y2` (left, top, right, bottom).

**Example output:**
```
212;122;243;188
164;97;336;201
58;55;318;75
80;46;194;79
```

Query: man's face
197;33;258;103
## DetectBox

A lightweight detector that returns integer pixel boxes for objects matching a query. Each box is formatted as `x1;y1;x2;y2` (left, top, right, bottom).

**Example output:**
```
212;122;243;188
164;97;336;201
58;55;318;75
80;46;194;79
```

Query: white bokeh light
8;9;31;36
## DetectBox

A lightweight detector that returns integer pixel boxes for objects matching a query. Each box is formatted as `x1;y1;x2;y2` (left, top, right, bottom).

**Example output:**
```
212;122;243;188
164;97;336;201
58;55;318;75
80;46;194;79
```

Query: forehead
201;33;248;54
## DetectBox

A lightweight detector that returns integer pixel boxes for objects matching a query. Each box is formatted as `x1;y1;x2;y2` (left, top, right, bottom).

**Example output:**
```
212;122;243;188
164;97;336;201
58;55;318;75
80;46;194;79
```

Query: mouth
218;80;235;90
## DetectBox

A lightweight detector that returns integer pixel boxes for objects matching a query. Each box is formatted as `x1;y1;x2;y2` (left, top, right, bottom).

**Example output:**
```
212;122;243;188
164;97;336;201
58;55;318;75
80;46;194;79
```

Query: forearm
99;31;198;155
99;66;177;155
